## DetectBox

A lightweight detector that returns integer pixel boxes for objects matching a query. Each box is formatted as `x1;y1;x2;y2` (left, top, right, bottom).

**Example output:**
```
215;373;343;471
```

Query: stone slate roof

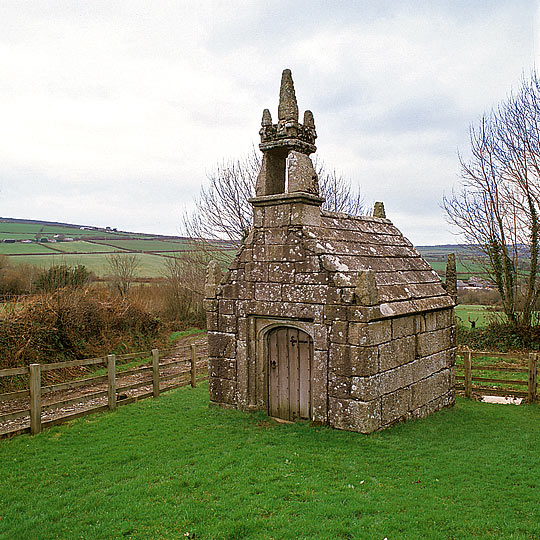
302;210;453;318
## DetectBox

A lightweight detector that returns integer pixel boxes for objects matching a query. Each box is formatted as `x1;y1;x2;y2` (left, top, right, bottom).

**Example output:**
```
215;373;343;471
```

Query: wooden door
267;327;312;421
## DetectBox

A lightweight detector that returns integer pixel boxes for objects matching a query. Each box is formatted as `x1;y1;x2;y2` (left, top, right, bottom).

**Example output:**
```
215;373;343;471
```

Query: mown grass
0;386;539;540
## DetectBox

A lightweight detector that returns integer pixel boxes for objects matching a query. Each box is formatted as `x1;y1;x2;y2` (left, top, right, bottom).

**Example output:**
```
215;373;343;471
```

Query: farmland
0;218;195;278
1;219;489;280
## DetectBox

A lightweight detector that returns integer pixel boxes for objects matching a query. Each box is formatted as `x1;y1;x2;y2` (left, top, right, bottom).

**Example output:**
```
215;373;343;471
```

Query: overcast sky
1;1;538;244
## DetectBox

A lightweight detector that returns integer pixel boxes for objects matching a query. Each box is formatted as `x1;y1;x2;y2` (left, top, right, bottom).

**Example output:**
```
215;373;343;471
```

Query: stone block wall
207;205;456;433
327;309;455;432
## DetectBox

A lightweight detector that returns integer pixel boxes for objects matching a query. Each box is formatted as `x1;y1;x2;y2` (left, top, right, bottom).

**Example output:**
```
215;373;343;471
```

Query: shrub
0;287;164;371
33;264;91;292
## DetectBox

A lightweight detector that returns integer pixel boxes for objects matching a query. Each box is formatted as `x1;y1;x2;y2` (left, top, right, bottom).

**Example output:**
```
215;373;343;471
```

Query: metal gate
267;327;312;421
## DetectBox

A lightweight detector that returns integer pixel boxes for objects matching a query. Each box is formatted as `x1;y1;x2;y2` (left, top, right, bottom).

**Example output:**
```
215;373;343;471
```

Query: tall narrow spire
278;68;299;122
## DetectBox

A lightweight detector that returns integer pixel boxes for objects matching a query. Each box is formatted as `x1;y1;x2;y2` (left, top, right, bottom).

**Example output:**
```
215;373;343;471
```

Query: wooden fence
456;351;538;403
0;344;206;439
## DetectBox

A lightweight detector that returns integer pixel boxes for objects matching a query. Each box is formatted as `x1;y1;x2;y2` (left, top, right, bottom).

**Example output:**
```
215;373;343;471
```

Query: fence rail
456;351;538;402
0;344;206;439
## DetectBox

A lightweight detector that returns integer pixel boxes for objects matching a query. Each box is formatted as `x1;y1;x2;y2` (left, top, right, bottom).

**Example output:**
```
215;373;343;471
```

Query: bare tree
443;71;540;329
183;148;364;250
161;255;205;324
106;253;140;298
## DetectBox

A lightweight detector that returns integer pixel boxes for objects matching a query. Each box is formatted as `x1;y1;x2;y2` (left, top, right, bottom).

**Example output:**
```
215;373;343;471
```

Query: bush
0;256;39;299
33;264;91;292
457;320;540;351
0;287;164;371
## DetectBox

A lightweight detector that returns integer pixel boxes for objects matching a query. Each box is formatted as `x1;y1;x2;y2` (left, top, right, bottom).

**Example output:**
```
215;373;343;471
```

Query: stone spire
278;69;299;122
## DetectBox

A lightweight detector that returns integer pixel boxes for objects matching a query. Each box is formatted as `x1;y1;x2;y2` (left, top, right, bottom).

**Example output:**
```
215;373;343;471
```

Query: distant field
0;243;57;255
92;238;191;251
427;259;486;278
9;252;169;277
49;241;123;253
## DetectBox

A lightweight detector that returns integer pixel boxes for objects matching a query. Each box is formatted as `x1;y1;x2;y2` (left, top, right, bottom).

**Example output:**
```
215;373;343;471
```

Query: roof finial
278;69;299;122
373;201;386;218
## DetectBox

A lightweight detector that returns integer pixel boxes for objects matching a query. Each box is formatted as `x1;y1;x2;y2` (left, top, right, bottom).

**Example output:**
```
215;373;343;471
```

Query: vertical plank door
268;327;312;421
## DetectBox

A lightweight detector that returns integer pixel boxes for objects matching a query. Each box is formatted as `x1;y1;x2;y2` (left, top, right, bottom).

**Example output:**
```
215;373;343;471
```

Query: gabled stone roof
301;210;453;319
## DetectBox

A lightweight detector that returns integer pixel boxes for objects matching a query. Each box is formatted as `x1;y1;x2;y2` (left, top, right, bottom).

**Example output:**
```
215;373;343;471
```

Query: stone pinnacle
278;68;299;122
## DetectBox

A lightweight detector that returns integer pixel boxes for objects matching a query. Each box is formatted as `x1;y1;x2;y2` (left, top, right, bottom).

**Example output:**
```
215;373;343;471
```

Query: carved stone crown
259;69;317;155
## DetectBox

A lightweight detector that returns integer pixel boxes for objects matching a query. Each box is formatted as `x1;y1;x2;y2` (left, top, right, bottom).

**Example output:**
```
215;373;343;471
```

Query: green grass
1;387;539;540
0;242;58;254
454;304;502;328
169;328;207;343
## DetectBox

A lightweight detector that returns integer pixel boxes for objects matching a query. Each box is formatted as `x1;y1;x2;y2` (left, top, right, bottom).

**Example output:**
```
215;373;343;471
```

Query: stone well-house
205;69;456;433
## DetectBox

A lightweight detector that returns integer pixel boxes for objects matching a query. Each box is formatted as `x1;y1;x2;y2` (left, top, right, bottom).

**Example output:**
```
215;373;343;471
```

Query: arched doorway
267;326;313;421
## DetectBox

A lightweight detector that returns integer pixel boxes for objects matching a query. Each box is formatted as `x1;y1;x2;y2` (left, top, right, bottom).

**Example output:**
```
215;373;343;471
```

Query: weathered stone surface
246;262;268;282
381;386;410;426
268;262;295;283
355;269;379;305
349;320;391;346
208;332;236;358
410;369;450;410
209;357;236;380
255;282;281;301
325;304;348;321
328;373;351;398
218;299;235;315
416;327;453;357
379;336;415;372
378;362;414;395
330;321;348;344
350;374;379;401
350;346;379;376
206;312;218;332
392;315;415;339
287;151;318;194
282;284;328;303
295;256;320;273
209;376;237;406
219;314;237;333
328;397;381;433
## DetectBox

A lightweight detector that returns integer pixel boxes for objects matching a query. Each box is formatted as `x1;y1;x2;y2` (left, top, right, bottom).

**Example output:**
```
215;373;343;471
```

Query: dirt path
0;333;208;436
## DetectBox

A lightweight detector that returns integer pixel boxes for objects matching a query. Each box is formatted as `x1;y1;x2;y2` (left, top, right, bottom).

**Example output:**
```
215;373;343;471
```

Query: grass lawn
0;387;539;540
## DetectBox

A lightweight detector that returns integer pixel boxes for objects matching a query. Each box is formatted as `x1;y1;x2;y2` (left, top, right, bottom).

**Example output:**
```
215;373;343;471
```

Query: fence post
29;363;41;435
107;354;116;410
190;344;197;388
529;353;538;404
464;351;472;399
152;349;160;398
